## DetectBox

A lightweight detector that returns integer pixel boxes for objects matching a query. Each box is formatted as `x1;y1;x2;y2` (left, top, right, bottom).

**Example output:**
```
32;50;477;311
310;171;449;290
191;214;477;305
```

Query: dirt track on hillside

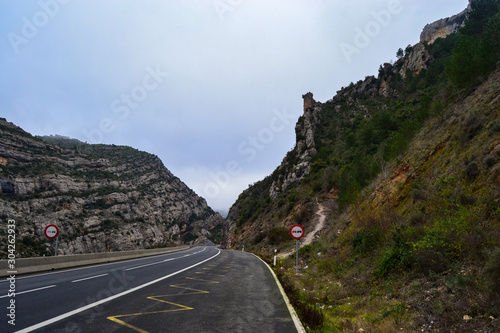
277;203;326;258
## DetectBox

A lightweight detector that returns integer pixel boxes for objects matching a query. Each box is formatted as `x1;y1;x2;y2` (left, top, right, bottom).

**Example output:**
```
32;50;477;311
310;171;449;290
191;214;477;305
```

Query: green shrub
253;232;266;245
352;226;383;256
298;244;314;257
414;247;450;275
484;155;497;168
376;228;414;277
414;210;472;268
465;161;480;179
267;227;289;245
317;256;337;274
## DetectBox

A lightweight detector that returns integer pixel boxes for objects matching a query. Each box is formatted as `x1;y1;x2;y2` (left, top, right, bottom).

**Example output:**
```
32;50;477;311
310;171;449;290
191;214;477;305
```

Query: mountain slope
227;1;500;331
0;121;225;257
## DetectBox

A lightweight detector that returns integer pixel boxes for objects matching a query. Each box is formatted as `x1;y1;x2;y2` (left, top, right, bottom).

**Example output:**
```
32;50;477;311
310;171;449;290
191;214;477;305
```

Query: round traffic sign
44;224;59;239
290;224;304;240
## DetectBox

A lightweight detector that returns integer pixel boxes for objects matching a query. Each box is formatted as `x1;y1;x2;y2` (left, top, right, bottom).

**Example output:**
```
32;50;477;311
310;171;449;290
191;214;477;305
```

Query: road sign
289;224;304;240
44;224;59;239
290;224;304;274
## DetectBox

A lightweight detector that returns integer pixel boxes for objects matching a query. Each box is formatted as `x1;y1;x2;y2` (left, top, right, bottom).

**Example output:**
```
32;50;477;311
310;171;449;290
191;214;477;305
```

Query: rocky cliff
269;93;322;200
0;119;225;257
420;4;470;44
226;37;437;246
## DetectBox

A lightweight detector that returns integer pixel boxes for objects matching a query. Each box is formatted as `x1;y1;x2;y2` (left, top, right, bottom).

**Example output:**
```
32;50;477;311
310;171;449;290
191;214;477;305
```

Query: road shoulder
251;252;306;333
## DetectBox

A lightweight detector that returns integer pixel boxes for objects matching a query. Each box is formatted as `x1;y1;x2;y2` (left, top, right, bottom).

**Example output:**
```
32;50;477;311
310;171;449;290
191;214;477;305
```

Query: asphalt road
1;247;299;333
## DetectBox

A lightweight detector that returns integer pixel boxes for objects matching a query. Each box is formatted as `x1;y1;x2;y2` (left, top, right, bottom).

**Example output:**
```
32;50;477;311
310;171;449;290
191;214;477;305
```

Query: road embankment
0;246;189;277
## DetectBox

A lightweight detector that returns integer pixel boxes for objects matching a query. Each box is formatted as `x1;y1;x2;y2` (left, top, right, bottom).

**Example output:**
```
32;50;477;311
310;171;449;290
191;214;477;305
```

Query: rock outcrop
0;119;225;257
399;42;433;78
420;5;469;44
269;93;321;199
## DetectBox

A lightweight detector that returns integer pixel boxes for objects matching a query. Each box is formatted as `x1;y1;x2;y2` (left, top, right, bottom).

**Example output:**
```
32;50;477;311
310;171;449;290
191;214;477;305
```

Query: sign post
44;224;59;256
290;224;304;274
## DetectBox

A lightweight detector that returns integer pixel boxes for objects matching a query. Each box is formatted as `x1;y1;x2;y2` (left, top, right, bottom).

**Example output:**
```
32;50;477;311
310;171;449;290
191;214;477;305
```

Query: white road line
0;285;56;299
71;273;109;283
125;261;165;271
127;248;208;268
15;249;220;333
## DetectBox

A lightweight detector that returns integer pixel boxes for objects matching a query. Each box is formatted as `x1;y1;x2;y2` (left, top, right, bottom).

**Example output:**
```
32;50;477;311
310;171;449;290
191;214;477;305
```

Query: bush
485;155;497;168
352;226;383;256
413;210;472;272
414;247;450;275
376;228;414;277
267;227;289;245
465;161;480;179
253;232;266;244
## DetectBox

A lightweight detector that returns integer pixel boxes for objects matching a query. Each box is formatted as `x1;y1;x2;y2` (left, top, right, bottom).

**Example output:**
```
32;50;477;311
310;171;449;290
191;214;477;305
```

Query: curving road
1;247;300;332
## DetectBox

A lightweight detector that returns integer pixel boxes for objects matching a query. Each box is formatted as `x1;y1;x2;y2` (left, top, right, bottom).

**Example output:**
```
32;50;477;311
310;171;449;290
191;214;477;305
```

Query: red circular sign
44;224;59;239
290;224;304;240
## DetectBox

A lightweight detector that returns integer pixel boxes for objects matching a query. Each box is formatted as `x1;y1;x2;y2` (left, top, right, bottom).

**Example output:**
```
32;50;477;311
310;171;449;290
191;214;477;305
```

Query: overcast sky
0;0;468;213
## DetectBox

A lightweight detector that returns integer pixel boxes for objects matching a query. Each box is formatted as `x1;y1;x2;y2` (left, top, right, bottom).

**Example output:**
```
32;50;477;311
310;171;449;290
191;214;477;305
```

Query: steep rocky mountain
226;37;440;247
0;121;225;257
227;1;500;331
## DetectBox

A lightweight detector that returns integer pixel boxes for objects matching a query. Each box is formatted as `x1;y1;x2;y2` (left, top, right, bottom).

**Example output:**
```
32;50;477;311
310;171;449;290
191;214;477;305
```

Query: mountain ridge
0;120;226;257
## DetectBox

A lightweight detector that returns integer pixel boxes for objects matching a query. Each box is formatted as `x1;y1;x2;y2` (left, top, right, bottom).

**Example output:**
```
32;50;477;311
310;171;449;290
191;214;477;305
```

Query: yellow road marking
185;277;219;283
107;303;193;333
107;317;149;333
107;274;221;332
162;285;209;296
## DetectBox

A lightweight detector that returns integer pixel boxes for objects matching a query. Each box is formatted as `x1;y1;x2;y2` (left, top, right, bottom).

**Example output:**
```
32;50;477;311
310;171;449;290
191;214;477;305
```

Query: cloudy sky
0;0;468;213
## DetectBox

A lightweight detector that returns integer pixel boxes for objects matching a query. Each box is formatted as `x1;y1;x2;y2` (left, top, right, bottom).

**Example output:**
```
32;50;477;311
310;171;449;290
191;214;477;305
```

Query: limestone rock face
0;119;225;257
420;6;469;45
269;94;321;199
399;43;432;79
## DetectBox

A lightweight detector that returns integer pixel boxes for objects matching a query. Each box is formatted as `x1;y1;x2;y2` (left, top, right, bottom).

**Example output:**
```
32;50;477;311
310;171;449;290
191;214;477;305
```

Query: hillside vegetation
227;1;500;331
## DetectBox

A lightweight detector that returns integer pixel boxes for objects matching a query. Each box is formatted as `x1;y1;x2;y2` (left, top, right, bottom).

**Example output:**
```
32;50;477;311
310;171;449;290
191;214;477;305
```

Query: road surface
1;247;299;332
